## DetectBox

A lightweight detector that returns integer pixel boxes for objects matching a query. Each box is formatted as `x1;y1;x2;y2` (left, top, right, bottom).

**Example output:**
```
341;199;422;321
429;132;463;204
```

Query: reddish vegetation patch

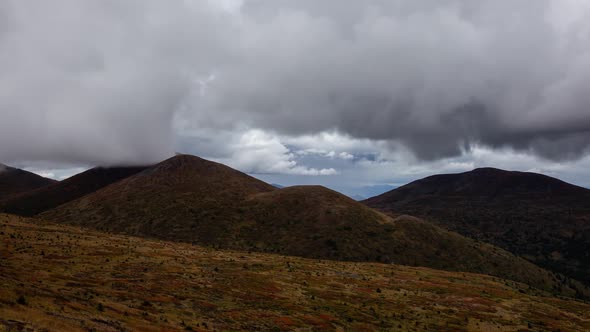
274;316;295;327
263;283;282;293
357;287;376;294
302;315;334;329
1;214;590;331
197;301;217;310
146;295;178;303
318;313;337;321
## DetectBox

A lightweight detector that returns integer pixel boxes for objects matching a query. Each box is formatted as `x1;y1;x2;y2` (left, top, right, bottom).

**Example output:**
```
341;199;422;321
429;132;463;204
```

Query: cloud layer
2;0;590;166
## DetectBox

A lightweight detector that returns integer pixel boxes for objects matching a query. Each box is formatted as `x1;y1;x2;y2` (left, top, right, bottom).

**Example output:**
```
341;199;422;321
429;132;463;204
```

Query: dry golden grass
1;213;590;331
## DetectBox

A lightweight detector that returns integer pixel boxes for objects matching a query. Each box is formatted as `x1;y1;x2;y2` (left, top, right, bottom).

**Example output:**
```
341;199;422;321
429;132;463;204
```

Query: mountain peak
470;167;506;173
396;167;587;198
168;153;206;163
365;167;590;286
148;154;222;173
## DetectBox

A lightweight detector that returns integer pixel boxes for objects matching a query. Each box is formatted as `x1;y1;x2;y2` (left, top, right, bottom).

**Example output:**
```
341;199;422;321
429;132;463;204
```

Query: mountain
40;154;277;242
39;155;588;297
2;213;590;331
0;164;56;199
0;165;149;216
350;194;367;201
365;167;590;286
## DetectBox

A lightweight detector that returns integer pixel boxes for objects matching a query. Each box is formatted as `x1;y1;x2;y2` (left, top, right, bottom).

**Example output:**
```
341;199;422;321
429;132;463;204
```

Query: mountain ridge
0;164;56;200
365;167;590;287
39;155;589;297
0;165;150;216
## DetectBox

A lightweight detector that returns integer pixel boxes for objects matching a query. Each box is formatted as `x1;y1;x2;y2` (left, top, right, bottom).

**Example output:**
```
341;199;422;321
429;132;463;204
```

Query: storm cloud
2;0;590;165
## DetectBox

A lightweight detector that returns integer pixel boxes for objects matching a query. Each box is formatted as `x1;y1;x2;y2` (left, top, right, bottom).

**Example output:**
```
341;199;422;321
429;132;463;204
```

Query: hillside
0;165;148;216
2;214;590;331
0;164;56;199
39;155;588;297
365;168;590;286
41;154;277;242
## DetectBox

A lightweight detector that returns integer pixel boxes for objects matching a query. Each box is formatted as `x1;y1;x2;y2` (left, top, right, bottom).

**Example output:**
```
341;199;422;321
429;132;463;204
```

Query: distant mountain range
350;194;367;201
1;157;588;298
365;167;590;288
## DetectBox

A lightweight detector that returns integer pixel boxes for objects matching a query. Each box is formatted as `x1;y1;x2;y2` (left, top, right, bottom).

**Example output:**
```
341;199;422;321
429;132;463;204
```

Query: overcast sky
3;0;590;197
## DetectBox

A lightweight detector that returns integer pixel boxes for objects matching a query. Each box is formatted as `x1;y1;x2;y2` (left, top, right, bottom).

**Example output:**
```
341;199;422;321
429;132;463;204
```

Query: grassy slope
2;214;590;332
364;168;590;286
39;155;588;298
0;165;56;200
40;155;277;242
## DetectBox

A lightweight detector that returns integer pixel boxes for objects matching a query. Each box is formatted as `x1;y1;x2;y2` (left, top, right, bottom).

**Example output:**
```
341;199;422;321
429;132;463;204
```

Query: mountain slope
0;165;149;216
0;164;56;199
365;168;590;286
4;214;590;331
40;155;588;297
40;154;277;240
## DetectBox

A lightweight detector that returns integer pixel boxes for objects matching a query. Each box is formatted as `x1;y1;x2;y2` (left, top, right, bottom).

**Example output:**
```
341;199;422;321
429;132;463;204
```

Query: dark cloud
185;0;590;161
2;0;590;165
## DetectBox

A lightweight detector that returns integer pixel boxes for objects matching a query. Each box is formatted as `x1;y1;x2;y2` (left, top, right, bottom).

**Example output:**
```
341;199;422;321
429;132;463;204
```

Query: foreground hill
40;155;587;297
2;214;590;331
0;164;56;199
0;165;148;216
365;168;590;287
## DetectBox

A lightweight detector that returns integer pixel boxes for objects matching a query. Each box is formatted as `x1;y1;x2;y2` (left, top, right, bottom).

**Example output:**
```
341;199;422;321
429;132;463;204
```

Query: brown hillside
365;168;590;287
0;164;56;199
40;155;588;297
0;165;149;216
2;214;590;331
41;154;277;241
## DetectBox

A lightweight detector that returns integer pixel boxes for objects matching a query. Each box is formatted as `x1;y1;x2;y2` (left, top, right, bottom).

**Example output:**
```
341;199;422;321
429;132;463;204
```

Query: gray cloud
199;0;590;160
2;0;590;165
0;1;214;165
